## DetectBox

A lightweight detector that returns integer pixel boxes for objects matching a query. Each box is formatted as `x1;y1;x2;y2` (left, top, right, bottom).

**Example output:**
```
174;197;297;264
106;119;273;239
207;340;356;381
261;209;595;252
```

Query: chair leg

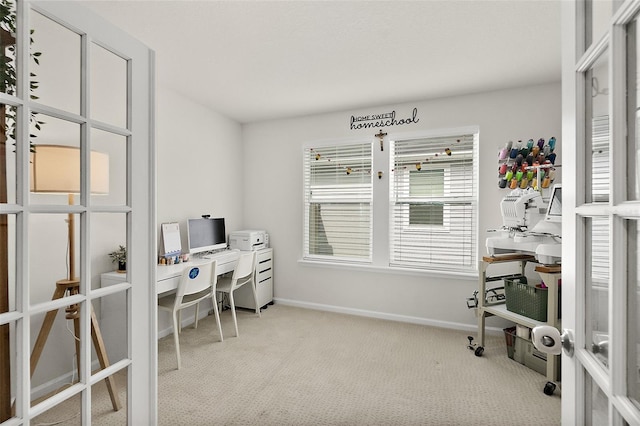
194;303;200;329
211;293;223;342
251;283;261;318
172;311;181;370
178;310;182;334
229;292;239;337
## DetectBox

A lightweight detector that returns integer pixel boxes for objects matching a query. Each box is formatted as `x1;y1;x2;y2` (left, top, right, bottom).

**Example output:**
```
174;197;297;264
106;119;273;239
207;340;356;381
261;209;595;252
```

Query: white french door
563;0;640;424
0;1;156;424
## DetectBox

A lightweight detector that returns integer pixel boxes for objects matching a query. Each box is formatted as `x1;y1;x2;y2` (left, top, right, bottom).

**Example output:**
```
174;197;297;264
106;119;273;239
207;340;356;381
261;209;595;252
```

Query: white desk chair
158;260;223;369
217;251;260;337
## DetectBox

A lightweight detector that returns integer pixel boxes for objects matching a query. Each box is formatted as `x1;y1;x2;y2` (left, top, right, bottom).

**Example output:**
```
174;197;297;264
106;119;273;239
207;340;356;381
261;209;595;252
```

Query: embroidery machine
486;184;562;265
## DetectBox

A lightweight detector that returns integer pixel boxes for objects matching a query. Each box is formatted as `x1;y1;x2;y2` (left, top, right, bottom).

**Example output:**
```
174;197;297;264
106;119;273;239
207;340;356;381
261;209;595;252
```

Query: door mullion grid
609;17;628;425
610;2;640;424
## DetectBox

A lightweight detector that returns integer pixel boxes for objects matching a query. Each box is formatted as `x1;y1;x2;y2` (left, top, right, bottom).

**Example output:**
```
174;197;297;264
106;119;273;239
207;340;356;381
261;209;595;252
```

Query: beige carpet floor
34;303;561;425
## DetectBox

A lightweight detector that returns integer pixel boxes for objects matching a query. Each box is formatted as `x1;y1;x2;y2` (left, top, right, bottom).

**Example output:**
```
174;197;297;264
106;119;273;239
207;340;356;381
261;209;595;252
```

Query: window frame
301;126;479;277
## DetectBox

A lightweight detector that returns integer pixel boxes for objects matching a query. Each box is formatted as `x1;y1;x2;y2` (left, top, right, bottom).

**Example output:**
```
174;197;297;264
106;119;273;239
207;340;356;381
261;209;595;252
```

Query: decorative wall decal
350;107;419;130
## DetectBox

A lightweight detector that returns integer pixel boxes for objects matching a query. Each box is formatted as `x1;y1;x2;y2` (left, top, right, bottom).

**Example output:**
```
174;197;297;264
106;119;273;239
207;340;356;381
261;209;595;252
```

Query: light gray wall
154;87;243;335
156;87;244;253
242;82;561;330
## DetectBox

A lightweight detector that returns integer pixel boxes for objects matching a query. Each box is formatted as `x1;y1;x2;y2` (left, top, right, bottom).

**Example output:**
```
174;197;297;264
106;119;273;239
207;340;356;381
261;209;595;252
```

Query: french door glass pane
29;115;80;206
629;219;640;407
0;320;15;422
91;129;127;207
90;43;127;129
0;213;14;314
29;213;79;304
586;216;609;369
586;0;619;48
91;371;127;424
91;213;127;290
30;11;80;114
1;104;17;205
95;291;128;365
629;15;640;201
30;302;86;407
33;395;81;425
587;48;610;203
587;374;609;425
0;1;17;97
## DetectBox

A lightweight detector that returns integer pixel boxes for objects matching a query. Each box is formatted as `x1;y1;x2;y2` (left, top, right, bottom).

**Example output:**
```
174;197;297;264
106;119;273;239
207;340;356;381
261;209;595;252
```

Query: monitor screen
545;184;562;223
187;217;226;254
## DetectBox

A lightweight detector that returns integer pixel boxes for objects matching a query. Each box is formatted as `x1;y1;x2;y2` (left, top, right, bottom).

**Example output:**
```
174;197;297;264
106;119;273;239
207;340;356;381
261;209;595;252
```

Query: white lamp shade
30;144;110;194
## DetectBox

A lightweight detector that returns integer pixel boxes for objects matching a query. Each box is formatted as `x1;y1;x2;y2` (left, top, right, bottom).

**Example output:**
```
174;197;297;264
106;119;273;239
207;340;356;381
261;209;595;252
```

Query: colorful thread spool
547;152;556;164
527;139;534;150
526;154;534;165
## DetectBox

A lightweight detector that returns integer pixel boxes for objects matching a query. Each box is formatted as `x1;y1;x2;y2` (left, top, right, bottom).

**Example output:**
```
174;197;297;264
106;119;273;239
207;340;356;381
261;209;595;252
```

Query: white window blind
592;115;609;202
303;142;373;262
390;133;478;272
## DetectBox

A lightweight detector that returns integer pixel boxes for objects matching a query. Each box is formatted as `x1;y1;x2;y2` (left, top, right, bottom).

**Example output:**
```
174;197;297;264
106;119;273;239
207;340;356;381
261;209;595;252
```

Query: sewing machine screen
545;184;562;223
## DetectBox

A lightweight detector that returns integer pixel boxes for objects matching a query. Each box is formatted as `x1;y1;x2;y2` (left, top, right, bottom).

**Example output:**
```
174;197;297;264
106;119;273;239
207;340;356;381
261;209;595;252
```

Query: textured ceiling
81;0;562;124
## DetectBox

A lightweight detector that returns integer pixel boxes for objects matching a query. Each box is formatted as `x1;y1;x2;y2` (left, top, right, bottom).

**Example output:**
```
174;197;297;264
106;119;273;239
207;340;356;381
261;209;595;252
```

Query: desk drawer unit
234;248;273;310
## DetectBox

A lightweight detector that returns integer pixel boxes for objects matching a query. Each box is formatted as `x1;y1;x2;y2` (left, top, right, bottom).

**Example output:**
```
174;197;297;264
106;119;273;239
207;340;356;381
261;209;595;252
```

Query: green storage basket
504;276;561;321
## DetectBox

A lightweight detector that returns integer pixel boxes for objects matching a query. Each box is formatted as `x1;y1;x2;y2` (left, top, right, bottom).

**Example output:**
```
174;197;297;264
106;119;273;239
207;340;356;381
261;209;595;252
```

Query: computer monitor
545;184;562;223
187;217;227;255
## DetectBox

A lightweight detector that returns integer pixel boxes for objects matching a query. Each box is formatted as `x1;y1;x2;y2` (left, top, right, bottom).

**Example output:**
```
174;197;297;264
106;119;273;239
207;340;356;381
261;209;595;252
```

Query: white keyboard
204;249;240;263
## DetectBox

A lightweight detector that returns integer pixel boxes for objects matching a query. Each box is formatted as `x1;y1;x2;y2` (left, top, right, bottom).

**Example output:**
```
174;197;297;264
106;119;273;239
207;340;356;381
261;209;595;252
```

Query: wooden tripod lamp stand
30;144;120;411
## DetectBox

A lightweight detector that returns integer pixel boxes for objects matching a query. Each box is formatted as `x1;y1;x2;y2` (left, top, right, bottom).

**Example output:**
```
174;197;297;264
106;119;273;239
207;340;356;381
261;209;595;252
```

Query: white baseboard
273;297;505;335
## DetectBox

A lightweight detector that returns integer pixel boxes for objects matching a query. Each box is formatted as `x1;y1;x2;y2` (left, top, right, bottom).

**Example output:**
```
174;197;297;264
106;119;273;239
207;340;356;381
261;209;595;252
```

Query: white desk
100;249;241;295
155;249;240;294
100;248;273;351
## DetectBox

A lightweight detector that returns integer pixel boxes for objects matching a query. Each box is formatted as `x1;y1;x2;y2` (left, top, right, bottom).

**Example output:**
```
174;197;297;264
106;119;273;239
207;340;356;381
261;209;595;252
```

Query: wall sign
350;107;419;130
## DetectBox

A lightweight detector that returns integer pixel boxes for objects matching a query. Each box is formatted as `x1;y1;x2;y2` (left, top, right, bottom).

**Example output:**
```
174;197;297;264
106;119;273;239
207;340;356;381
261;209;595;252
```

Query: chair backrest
231;251;256;288
176;260;216;301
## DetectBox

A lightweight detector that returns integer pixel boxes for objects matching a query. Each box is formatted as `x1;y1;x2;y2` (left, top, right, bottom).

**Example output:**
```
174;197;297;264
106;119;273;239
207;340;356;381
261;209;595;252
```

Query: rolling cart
473;254;561;394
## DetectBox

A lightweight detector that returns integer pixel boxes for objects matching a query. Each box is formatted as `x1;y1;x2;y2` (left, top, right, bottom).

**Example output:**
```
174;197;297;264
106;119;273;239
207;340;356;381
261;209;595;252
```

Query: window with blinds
390;133;478;272
303;142;373;262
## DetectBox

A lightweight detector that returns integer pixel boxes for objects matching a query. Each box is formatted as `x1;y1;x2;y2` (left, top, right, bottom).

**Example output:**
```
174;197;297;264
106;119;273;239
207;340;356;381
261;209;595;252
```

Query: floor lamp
30;144;120;411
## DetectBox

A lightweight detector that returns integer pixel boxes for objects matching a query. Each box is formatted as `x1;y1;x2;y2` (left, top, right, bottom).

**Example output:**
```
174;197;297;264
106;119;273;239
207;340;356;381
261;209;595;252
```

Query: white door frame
0;2;157;423
562;1;640;424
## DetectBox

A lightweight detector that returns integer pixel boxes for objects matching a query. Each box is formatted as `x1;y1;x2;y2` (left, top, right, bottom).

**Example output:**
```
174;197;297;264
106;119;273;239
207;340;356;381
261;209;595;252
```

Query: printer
229;230;267;251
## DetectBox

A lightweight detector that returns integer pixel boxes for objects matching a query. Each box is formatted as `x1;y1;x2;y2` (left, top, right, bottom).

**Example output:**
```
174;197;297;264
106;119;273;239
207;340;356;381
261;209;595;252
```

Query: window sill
297;259;478;281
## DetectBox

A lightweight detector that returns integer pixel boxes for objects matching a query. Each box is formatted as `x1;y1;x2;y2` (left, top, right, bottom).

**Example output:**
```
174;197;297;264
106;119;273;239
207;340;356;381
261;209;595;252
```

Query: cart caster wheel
543;381;556;396
474;346;484;357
